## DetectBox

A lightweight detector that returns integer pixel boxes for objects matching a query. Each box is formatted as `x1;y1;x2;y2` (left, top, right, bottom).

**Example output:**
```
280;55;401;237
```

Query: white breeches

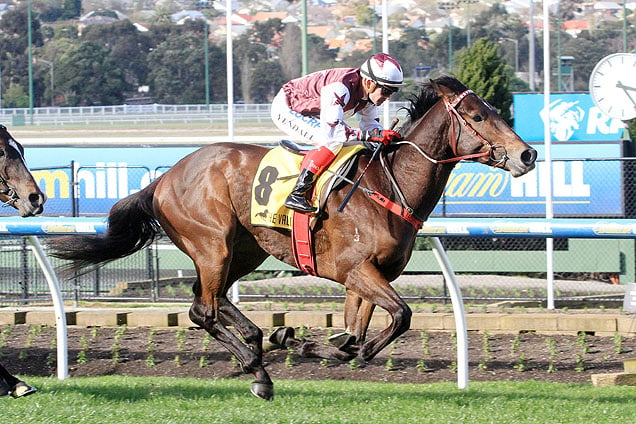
271;90;344;154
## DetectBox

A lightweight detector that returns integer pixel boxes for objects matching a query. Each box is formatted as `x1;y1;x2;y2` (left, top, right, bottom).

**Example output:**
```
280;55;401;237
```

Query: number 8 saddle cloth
250;142;365;230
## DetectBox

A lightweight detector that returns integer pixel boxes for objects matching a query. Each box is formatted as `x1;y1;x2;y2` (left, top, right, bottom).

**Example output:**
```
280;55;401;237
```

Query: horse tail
48;179;161;275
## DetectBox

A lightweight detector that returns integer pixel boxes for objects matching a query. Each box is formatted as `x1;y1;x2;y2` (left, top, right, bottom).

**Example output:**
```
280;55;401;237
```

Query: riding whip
337;118;399;212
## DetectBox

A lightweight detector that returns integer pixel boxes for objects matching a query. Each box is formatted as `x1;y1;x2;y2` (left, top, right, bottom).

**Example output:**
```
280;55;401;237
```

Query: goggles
379;84;399;96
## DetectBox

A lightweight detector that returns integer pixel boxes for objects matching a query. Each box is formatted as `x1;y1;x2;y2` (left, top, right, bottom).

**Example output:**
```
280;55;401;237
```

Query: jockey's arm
357;102;383;134
319;83;361;152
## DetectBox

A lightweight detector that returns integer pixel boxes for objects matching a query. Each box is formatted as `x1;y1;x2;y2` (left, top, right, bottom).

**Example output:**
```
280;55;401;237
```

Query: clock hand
616;81;636;92
616;81;636;106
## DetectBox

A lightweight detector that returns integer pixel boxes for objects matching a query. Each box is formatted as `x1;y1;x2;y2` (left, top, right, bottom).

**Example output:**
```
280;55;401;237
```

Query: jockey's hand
361;128;402;146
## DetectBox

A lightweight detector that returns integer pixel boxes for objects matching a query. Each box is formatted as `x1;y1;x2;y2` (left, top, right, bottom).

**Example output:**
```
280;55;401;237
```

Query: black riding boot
285;168;317;213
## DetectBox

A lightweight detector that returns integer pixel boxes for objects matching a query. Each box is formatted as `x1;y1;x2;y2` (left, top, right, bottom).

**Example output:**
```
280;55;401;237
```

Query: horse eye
472;115;483;122
0;150;5;157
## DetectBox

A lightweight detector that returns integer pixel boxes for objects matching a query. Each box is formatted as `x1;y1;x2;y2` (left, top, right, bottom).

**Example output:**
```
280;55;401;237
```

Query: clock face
589;53;636;120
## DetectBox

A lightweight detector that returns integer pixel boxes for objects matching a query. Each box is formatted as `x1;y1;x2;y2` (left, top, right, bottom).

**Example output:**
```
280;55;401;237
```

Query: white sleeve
357;103;382;132
319;82;360;143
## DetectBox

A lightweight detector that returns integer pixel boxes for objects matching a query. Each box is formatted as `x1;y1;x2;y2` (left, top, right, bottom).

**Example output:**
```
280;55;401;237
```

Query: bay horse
0;124;46;217
0;123;45;398
47;76;536;400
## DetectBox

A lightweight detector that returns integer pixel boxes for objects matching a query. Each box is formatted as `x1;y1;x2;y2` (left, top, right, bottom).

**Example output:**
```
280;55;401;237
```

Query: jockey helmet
360;53;404;87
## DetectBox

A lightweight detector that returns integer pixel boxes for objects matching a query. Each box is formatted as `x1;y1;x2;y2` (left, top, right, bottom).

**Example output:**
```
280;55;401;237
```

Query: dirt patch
2;325;635;385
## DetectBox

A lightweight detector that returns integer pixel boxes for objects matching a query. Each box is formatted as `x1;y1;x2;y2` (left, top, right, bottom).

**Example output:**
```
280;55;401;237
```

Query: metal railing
0;103;410;126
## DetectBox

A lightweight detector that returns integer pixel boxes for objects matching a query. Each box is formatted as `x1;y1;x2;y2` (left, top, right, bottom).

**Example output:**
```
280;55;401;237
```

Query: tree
35;0;81;22
249;60;287;103
307;33;338;71
353;2;375;27
147;32;225;104
2;84;29;108
82;20;154;90
55;41;128;105
278;23;337;79
467;4;528;73
456;38;512;123
388;28;432;82
234;19;284;102
279;24;302;80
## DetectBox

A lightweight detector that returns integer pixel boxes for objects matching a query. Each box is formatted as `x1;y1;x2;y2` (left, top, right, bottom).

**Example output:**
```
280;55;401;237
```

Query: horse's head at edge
429;76;537;178
0;124;46;217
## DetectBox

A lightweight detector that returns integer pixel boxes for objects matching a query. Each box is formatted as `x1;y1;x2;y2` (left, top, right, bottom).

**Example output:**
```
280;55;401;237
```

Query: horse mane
398;74;468;135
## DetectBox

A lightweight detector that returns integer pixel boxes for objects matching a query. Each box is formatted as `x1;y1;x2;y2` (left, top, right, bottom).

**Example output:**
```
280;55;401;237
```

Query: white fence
0;103;410;126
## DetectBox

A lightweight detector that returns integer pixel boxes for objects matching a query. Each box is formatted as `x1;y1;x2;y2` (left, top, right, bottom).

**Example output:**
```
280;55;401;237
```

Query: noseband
0;142;20;207
0;174;19;207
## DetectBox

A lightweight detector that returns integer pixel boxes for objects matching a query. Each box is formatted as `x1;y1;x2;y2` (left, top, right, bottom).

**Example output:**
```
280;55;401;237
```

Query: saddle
250;141;366;275
250;141;365;230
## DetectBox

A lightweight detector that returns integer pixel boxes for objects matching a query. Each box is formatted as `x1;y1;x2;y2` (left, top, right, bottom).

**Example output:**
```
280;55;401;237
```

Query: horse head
0;125;46;216
403;76;537;178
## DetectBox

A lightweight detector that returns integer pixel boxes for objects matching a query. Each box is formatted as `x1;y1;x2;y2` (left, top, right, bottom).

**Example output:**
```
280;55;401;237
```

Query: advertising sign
5;93;627;217
513;93;627;142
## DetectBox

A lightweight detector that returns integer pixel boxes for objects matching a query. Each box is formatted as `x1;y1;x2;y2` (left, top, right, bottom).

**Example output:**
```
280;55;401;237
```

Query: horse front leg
344;262;412;361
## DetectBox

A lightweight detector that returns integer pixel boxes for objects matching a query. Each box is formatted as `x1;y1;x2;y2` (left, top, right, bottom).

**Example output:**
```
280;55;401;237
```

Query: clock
589;53;636;120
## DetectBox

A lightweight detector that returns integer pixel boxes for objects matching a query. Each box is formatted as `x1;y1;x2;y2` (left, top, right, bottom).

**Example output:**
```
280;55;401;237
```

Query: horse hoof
10;381;37;398
328;332;356;349
269;327;295;347
250;382;274;401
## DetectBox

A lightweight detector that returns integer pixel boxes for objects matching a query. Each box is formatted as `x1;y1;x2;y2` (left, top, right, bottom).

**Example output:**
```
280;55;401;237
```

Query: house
562;19;590;37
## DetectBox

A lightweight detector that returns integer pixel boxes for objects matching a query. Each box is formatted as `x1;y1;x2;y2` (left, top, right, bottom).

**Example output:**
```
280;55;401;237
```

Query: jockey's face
365;78;397;106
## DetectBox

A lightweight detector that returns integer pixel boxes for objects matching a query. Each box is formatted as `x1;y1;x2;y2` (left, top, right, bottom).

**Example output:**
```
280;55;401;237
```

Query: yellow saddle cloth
250;144;364;230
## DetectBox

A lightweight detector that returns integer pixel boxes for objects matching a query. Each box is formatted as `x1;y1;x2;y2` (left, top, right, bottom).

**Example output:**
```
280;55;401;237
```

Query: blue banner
6;142;625;217
430;141;624;217
21;146;198;216
513;93;627;142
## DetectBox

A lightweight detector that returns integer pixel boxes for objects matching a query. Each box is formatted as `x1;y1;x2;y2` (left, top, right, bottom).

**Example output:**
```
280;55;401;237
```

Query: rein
352;89;510;229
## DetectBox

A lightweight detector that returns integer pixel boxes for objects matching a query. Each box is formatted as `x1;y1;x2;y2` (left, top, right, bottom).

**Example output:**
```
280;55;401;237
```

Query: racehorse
0;124;45;398
47;76;536;401
0;125;46;217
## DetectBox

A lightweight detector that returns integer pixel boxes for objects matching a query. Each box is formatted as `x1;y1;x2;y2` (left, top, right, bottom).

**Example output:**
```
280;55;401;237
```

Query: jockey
271;52;404;214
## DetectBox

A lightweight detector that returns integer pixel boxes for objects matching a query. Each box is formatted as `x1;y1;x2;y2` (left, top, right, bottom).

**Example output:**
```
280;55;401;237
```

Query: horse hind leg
269;327;357;361
269;290;378;362
190;297;274;401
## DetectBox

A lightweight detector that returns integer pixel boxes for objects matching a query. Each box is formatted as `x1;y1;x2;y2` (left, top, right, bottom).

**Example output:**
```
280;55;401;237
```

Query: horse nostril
29;192;43;205
521;148;537;166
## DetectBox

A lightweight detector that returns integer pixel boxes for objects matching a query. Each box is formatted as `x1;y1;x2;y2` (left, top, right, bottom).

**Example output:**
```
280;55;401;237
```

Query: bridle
399;89;509;166
332;89;514;229
368;89;511;228
0;174;19;207
0;138;20;207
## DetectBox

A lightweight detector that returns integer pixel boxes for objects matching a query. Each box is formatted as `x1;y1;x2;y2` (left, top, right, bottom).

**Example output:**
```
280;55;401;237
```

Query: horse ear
430;79;453;100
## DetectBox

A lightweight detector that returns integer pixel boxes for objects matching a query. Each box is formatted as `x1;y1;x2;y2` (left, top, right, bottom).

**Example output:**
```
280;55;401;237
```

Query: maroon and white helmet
360;53;404;87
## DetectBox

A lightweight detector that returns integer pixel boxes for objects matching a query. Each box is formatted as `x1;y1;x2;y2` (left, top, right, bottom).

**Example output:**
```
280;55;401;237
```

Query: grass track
1;376;635;423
